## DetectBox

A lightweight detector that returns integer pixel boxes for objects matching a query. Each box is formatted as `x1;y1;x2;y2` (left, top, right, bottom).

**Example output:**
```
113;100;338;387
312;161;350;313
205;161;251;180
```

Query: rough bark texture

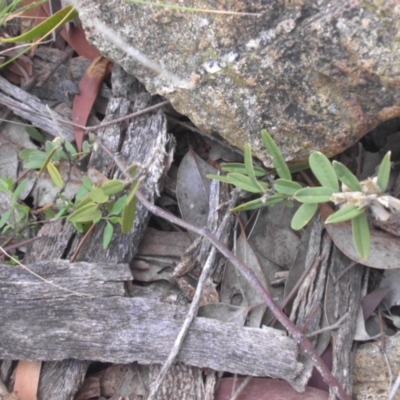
76;0;400;167
0;293;302;380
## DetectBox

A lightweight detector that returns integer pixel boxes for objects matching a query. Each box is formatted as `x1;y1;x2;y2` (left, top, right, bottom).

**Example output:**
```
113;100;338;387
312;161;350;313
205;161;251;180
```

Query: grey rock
76;0;400;166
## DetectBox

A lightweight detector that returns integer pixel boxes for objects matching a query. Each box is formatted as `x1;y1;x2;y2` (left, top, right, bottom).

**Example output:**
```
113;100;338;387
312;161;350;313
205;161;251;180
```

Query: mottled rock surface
77;0;400;166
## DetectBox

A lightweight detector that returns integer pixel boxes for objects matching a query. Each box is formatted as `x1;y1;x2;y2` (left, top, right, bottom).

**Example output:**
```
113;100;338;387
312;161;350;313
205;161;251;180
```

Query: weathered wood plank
0;296;302;381
0;260;131;299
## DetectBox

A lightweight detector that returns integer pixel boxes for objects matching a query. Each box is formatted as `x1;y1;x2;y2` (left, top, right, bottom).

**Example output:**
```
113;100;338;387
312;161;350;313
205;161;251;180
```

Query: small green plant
0;177;30;234
208;129;398;259
17;128;143;249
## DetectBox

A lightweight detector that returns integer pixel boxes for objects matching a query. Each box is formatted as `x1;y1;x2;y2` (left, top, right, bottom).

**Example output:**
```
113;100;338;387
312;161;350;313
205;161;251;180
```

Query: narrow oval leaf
221;162;266;177
25;151;47;169
332;161;362;191
89;187;109;204
227;173;267;193
294;186;334;203
206;174;234;185
109;195;127;216
47;162;63;188
0;6;79;43
244;143;264;191
260;129;291;180
103;222;114;249
25;127;44;143
326;204;365;224
377;152;391;192
291;202;318;230
231;194;284;212
38;145;59;178
352;212;370;259
101;179;125;195
274;179;302;195
126;179;142;206
309;152;338;191
67;202;100;223
121;196;137;234
12;179;28;202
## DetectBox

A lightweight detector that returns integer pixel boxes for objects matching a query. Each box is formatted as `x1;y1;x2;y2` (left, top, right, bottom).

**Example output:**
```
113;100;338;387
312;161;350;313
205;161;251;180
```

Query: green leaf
0;5;79;43
67;202;100;223
64;141;77;157
25;151;47;169
74;196;96;210
244;143;264;191
294;186;334;203
75;186;89;202
221;162;266;177
82;141;91;153
0;209;11;229
325;204;365;224
103;221;114;249
109;195;127;216
309;152;338;191
109;216;122;224
88;187;109;204
121;196;137;233
332;161;362;191
0;177;13;192
38;145;59;178
227;173;267;193
260;129;291;180
126;180;142;205
81;176;93;190
47;162;64;188
19;148;37;161
12;179;28;202
291;203;318;230
377;151;391;192
274;179;302;195
25;126;44;143
231;194;285;212
352;212;370;259
101;179;125;195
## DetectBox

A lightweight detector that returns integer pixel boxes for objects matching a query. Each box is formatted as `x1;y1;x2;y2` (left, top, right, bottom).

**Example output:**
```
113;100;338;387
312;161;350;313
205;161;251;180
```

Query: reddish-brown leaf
72;56;112;151
215;378;329;400
13;360;42;400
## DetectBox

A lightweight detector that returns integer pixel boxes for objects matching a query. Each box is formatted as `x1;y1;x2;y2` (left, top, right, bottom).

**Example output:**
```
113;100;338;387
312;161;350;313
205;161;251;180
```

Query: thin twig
307;312;349;338
388;371;400;400
148;185;237;399
229;376;252;400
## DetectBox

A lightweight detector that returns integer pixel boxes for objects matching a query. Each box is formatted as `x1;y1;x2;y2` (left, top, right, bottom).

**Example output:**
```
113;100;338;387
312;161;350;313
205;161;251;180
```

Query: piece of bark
0;75;75;141
0;260;131;299
325;246;364;400
38;360;88;400
289;218;332;391
0;296;302;380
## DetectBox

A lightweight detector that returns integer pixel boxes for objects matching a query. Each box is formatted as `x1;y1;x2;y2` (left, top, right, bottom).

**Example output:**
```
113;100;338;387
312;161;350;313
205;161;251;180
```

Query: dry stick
148;187;238;400
97;140;350;399
135;190;351;400
148;246;218;399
